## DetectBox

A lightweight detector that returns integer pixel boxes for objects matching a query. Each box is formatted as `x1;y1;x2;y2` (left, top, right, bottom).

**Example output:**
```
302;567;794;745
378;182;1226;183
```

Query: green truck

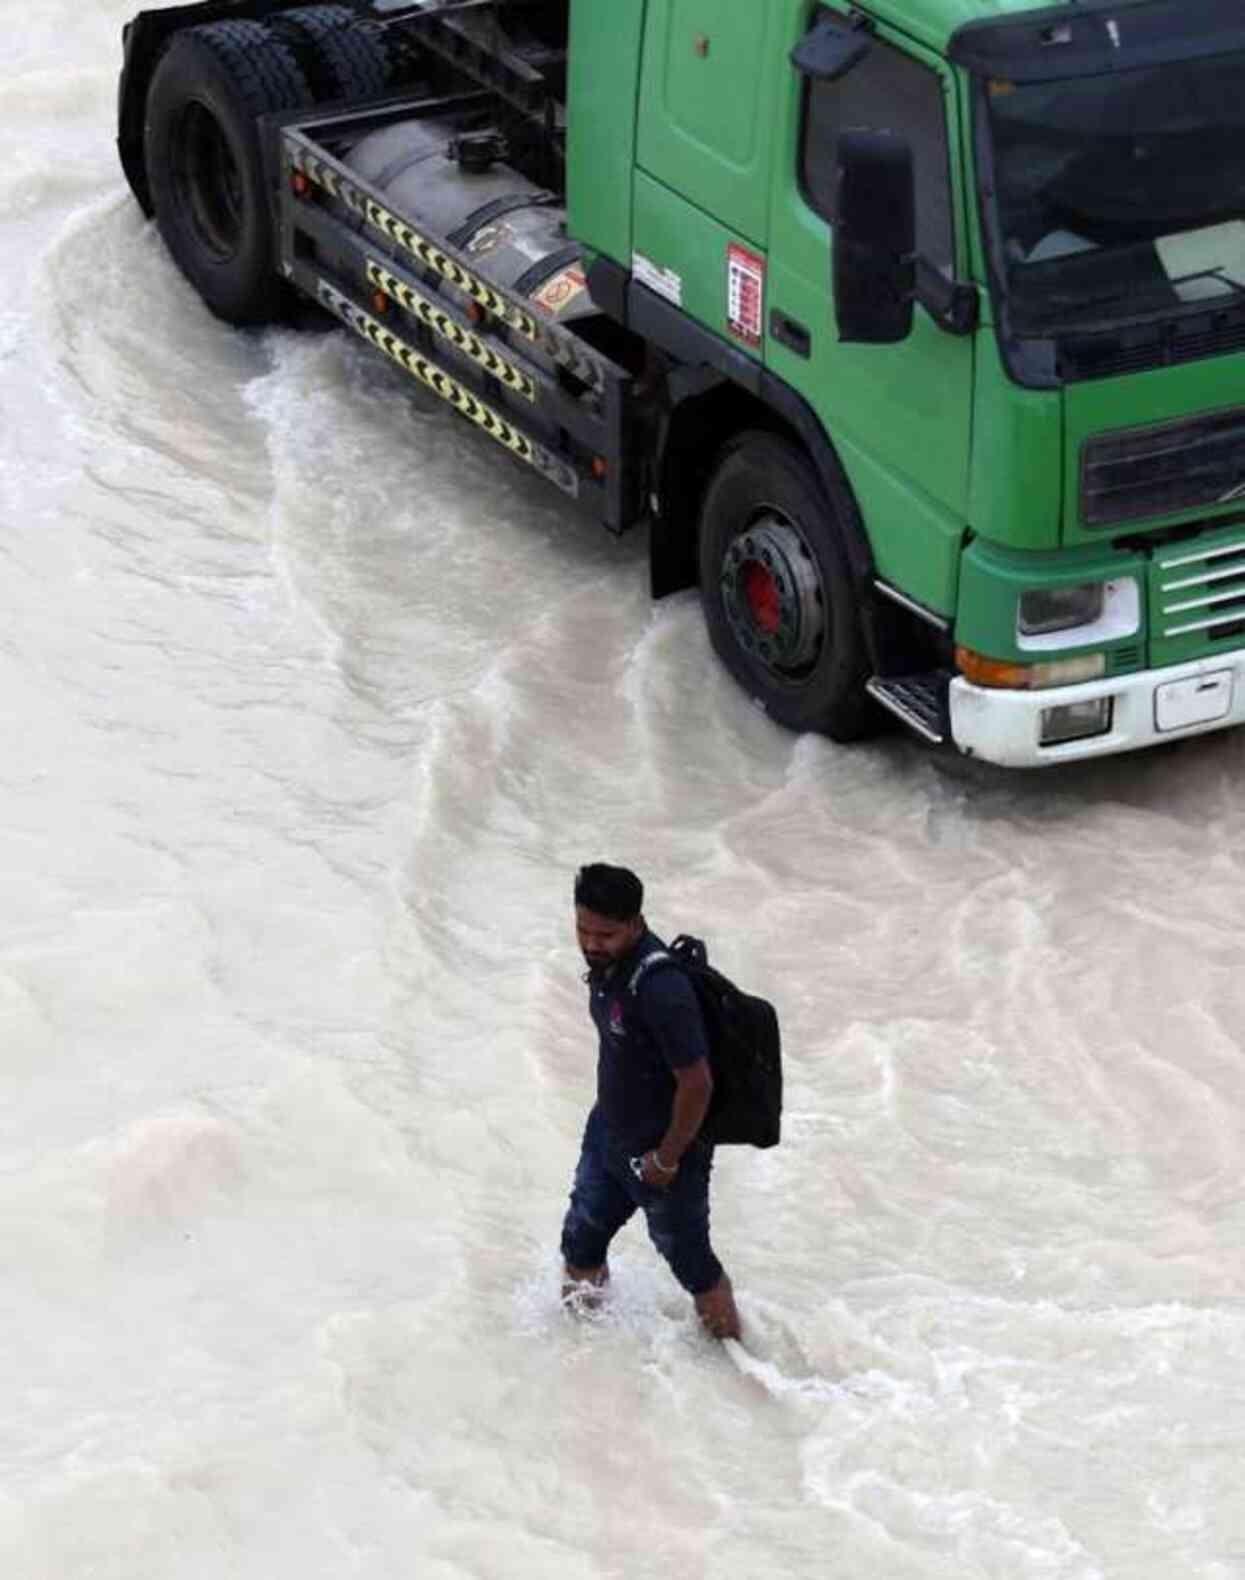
116;0;1245;766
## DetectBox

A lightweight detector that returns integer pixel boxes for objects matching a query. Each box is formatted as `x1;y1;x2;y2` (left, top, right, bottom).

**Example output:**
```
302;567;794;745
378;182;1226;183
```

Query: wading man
560;863;740;1340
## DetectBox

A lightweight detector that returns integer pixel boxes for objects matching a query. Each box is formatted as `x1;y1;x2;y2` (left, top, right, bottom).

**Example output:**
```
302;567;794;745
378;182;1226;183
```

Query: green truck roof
872;0;1071;55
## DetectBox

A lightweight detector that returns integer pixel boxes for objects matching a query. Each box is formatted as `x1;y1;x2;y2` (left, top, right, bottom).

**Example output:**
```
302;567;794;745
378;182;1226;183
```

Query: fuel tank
342;115;592;327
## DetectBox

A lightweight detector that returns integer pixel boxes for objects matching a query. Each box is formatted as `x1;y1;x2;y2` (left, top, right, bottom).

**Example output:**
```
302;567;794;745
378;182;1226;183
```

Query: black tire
270;6;394;103
144;20;313;325
697;431;877;740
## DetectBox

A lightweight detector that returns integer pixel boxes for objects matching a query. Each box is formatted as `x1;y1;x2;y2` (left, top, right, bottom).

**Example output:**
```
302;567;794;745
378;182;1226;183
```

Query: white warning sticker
727;243;765;347
633;251;684;307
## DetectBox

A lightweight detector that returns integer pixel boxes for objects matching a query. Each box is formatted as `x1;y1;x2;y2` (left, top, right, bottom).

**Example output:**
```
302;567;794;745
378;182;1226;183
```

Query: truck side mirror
790;15;871;81
833;131;916;345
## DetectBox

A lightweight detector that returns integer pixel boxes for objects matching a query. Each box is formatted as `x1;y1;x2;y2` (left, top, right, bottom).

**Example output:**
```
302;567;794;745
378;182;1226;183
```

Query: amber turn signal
955;645;1106;691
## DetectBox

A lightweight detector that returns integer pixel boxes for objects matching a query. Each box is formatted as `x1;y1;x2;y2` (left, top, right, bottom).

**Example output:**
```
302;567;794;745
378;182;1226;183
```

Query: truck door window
801;28;953;275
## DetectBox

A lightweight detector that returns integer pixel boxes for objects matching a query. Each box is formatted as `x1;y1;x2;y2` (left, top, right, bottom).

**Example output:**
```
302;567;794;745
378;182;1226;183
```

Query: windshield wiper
1036;264;1245;320
1043;285;1130;312
1168;265;1245;297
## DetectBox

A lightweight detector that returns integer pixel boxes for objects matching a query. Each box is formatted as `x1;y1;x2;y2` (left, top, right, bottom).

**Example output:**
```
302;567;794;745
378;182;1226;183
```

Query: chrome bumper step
867;673;950;745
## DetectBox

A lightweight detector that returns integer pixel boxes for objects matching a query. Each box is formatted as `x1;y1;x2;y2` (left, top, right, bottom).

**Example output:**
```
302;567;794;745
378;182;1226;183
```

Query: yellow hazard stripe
365;261;537;403
315;280;578;496
298;153;542;342
287;142;607;397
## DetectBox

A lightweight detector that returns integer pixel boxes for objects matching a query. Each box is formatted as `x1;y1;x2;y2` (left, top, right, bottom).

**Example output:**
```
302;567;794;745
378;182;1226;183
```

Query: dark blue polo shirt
588;928;709;1152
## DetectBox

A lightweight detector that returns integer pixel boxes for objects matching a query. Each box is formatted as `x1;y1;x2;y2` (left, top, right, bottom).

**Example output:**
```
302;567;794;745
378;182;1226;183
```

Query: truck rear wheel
144;20;312;325
270;6;395;103
697;432;876;740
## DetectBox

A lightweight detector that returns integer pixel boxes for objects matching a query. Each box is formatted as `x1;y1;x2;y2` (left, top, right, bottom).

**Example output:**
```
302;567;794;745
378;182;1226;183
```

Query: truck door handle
770;310;811;357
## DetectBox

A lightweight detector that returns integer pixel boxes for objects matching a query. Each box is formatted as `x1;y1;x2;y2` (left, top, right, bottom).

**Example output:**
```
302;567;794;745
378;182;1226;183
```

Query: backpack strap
627;949;675;996
668;934;707;967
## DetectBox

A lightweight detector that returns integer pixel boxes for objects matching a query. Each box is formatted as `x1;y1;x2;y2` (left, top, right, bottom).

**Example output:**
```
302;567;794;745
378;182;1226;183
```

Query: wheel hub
720;514;825;673
175;100;243;261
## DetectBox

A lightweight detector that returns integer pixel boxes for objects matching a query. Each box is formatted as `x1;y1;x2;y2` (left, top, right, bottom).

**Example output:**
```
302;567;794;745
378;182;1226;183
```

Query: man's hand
632;1150;680;1188
630;1059;712;1189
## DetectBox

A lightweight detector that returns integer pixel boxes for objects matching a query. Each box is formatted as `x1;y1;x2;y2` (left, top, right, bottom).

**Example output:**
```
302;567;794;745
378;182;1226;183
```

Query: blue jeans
560;1105;724;1296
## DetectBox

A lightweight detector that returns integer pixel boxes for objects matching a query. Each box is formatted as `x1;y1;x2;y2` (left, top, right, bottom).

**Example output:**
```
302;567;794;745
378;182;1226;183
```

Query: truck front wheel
144;20;312;325
697;432;876;740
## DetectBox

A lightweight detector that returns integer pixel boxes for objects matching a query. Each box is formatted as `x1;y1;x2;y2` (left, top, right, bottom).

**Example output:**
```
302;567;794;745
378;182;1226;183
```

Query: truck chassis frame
275;94;640;529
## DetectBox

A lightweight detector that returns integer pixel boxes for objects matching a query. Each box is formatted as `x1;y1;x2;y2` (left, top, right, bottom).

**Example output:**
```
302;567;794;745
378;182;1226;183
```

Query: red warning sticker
532;265;587;317
727;243;765;347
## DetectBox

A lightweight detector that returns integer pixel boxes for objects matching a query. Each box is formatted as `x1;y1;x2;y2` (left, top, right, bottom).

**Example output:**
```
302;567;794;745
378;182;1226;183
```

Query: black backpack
630;934;782;1148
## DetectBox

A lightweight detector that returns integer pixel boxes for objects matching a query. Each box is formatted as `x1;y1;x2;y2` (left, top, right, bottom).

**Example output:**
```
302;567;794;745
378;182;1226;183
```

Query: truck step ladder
866;673;950;745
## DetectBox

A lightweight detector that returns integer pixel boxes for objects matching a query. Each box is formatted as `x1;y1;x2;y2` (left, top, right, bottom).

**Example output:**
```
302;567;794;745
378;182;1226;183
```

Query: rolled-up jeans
560;1105;723;1295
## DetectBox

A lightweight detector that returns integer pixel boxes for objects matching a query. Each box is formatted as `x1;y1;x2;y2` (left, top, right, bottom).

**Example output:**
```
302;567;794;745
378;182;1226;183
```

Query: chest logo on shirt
608;999;627;1039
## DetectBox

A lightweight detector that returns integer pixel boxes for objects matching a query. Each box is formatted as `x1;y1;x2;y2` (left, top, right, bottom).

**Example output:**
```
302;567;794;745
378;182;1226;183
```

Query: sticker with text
633;251;684;308
727;243;765;347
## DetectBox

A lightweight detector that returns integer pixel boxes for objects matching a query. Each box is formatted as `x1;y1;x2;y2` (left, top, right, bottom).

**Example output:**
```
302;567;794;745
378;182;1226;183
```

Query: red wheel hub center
721;515;825;673
742;561;782;636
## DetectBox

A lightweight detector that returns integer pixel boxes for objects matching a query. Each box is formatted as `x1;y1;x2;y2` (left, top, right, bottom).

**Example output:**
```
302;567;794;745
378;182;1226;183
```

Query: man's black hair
574;863;643;921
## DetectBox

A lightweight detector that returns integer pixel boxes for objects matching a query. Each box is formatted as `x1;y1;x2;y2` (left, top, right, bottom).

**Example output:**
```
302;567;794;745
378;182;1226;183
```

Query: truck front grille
1149;524;1245;665
1082;407;1245;527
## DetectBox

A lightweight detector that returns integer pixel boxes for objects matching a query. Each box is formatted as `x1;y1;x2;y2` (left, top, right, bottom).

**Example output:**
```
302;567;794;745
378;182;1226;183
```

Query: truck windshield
984;51;1245;332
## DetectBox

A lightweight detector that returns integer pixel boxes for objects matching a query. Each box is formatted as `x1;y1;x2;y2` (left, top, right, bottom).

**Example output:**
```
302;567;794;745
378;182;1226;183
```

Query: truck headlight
1016;577;1140;652
1018;582;1105;636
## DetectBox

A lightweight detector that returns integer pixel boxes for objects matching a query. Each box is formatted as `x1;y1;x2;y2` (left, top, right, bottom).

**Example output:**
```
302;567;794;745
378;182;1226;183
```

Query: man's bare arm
638;1058;713;1185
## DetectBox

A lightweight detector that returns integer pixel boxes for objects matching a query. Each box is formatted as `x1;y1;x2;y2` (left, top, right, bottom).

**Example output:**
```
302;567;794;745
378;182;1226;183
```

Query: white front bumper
949;653;1245;768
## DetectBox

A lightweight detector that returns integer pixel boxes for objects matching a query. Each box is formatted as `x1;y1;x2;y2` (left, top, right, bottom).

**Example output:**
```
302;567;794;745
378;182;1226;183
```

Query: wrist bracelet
651;1150;678;1174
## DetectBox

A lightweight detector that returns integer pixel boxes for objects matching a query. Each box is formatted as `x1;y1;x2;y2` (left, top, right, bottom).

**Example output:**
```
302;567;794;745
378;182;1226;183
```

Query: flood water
5;5;1245;1577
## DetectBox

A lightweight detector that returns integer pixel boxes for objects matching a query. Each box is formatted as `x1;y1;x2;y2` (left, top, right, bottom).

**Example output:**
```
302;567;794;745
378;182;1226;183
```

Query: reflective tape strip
365;260;537;403
297;151;540;336
288;143;606;396
315;279;579;497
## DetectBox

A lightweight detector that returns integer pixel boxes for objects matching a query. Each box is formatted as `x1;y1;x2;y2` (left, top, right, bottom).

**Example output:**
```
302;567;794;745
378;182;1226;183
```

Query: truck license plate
1154;670;1233;732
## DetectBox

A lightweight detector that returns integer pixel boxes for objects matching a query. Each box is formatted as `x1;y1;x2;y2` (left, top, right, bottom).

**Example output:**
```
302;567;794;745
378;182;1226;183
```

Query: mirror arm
914;256;979;336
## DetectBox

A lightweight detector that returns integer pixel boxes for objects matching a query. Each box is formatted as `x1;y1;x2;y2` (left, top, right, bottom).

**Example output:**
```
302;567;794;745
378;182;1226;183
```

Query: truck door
765;13;973;618
632;0;779;334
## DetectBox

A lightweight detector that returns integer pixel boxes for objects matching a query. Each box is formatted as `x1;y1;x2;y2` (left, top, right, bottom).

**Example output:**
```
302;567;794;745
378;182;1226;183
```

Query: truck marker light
956;646;1106;690
371;290;390;315
592;457;608;481
290;168;312;199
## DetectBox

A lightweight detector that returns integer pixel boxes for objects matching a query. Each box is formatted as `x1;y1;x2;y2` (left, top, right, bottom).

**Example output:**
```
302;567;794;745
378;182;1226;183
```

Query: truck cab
569;0;1245;764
